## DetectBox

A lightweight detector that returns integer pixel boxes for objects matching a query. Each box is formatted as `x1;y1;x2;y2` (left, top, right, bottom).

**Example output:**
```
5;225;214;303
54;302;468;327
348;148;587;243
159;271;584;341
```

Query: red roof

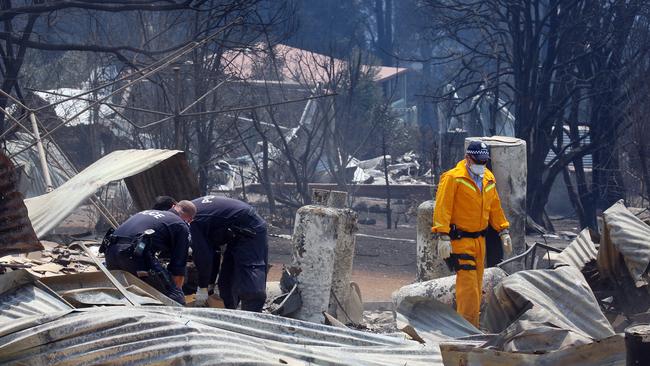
222;43;408;86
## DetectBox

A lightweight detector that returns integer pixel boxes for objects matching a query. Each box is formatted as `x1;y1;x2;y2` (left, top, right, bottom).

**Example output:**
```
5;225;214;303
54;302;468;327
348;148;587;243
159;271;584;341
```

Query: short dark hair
152;195;177;210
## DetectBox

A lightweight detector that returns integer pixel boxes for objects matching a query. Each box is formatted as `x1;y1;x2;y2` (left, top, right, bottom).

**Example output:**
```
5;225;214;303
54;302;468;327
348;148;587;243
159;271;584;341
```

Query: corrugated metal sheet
483;265;614;349
597;200;650;287
0;270;72;323
0;152;43;256
394;296;483;344
556;228;598;270
0;306;442;365
7;132;74;197
124;152;200;211
40;270;179;307
24;149;184;238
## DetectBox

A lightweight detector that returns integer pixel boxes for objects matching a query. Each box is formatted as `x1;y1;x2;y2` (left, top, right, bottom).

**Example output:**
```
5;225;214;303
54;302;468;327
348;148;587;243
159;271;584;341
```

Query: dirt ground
267;211;580;302
267;211;417;302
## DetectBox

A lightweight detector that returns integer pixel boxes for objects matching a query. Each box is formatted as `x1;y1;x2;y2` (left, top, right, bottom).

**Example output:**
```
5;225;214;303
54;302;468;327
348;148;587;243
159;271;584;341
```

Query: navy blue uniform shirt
113;209;191;276
190;196;267;289
191;196;265;246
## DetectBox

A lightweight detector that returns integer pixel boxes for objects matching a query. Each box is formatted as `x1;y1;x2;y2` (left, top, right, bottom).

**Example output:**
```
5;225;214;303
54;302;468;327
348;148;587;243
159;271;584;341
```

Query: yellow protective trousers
452;236;485;327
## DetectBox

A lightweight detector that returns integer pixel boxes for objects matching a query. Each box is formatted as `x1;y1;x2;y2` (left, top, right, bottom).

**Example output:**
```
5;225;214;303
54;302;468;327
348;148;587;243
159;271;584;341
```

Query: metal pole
30;113;53;192
173;66;182;149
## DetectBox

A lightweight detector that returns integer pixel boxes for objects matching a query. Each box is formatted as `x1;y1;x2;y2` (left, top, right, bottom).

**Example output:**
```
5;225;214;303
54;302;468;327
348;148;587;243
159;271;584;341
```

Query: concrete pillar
291;205;340;323
328;209;358;323
416;200;452;281
291;198;358;323
466;136;527;259
392;267;508;324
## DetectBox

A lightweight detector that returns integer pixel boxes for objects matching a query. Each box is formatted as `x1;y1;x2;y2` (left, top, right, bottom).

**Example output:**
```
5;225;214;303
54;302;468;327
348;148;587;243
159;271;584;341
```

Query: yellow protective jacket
432;160;509;235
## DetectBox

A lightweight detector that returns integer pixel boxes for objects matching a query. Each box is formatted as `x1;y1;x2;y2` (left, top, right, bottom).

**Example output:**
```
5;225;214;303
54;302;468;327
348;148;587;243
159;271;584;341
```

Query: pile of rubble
3;147;649;365
0;241;100;277
347;151;430;185
387;199;650;364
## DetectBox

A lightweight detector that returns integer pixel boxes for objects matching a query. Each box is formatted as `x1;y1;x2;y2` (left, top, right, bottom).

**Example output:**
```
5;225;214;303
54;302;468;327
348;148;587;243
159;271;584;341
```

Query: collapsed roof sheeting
24;149;187;238
556;228;598;270
0;153;42;256
597;200;650;287
124;152;200;211
394;296;483;344
6;133;72;198
483;265;615;351
0;305;441;365
40;270;180;307
0;270;73;323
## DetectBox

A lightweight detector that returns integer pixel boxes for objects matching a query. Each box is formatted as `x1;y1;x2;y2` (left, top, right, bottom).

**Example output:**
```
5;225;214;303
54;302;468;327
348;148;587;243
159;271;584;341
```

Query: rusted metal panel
0;152;42;256
123;151;200;211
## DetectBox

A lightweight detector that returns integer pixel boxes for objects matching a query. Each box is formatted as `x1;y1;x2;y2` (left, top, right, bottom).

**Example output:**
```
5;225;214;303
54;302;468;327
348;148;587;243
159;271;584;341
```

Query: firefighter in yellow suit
432;141;512;327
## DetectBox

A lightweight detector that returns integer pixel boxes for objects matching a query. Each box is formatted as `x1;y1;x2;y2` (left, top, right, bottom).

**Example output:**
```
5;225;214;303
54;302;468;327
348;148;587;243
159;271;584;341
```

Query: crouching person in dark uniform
190;195;268;311
103;200;196;305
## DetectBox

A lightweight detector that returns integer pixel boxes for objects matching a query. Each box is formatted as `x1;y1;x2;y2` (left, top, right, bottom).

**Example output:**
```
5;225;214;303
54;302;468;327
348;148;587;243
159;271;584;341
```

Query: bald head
173;200;196;223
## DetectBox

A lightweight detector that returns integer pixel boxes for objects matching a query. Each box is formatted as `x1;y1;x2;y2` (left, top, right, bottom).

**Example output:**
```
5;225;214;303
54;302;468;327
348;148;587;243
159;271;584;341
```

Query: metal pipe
30;113;53;192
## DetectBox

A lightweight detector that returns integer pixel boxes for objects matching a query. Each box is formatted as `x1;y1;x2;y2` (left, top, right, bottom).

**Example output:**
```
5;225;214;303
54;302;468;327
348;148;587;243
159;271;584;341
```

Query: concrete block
392;267;508;326
416;200;452;281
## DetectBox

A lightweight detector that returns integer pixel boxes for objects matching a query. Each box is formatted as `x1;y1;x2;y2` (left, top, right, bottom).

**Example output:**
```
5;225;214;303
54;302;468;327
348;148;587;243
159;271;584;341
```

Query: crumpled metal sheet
59;286;163;306
0;270;72;323
40;270;180;307
24;149;183;238
483;265;615;351
597;200;650;287
124;152;200;211
483;306;594;352
0;152;42;256
395;296;482;344
556;228;598;270
0;306;441;365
